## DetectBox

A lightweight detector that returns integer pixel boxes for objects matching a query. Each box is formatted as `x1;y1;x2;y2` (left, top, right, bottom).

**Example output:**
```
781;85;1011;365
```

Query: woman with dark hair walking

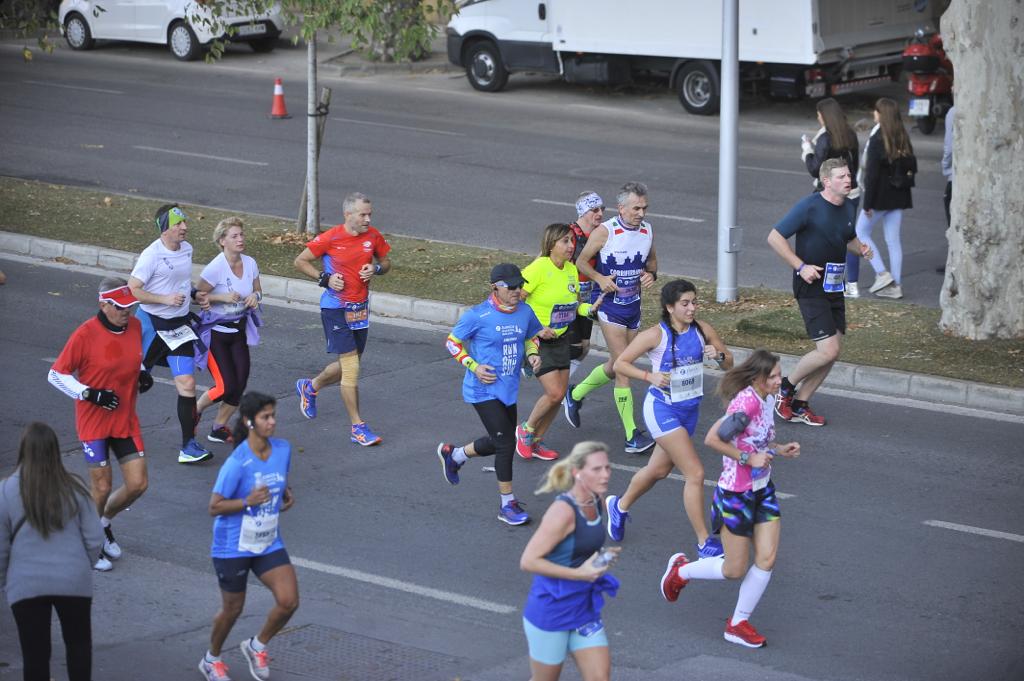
659;349;800;649
605;280;732;558
0;422;103;681
200;392;298;681
801;97;863;297
857;97;917;300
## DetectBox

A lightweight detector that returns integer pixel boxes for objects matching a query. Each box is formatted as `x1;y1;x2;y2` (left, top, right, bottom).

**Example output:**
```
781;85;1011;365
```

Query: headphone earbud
247;420;254;428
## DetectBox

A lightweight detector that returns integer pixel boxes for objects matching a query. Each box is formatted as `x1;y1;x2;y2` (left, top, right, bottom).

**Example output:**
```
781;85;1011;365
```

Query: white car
58;0;284;61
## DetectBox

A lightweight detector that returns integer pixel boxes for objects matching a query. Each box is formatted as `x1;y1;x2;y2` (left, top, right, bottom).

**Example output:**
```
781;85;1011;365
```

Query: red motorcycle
902;29;953;135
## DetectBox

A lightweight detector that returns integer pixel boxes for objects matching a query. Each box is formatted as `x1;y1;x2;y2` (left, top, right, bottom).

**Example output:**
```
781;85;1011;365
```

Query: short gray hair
98;276;127;293
212;216;244;249
819;158;848;183
617;181;648;206
342;192;371;215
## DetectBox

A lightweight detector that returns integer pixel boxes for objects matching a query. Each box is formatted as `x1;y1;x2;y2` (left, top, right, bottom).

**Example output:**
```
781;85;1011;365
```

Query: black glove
717;412;750;441
138;370;154;394
83;388;119;411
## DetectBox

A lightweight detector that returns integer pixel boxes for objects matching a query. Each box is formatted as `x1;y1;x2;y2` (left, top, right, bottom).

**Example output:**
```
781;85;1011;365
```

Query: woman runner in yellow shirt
516;224;604;461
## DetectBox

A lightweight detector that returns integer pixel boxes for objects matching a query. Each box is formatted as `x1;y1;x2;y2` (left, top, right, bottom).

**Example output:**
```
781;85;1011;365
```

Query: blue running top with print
647;321;705;408
544;493;606;568
595;216;653;321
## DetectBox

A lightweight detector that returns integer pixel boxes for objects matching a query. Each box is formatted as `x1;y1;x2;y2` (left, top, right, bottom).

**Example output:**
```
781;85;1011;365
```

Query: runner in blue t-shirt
199;393;297;681
436;263;545;526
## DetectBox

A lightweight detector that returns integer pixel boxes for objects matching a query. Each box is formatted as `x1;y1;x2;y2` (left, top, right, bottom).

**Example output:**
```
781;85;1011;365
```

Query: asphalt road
0;40;950;306
0;258;1021;681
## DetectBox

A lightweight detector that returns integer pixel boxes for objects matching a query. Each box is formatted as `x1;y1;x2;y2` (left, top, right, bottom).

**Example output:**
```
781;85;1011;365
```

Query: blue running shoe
563;384;583;429
605;494;630;542
436;442;462;485
296;379;317;419
498;499;529;526
351;422;382;446
697;536;725;559
178;438;213;464
624;428;655;454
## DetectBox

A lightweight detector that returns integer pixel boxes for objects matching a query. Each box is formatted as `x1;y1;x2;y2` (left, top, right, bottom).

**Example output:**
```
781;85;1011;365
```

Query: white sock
500;493;515;506
452;447;468;464
101;516;111;528
569;359;581;377
731;565;772;624
249;636;266;652
205;651;221;663
679;557;726;581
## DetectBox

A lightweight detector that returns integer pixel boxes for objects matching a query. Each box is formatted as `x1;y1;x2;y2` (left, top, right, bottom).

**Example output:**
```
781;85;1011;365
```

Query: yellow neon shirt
521;257;589;337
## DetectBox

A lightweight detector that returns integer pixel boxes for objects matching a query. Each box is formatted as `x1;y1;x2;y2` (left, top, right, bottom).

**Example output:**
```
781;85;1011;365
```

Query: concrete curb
324;52;455;77
2;230;1022;417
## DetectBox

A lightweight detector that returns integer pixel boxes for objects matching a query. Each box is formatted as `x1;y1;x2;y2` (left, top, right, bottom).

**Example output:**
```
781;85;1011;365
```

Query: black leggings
11;595;92;681
471;400;518;483
207;328;250;407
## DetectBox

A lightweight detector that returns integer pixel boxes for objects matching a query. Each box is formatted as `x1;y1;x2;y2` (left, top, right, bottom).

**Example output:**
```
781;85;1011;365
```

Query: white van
59;0;283;61
446;0;944;114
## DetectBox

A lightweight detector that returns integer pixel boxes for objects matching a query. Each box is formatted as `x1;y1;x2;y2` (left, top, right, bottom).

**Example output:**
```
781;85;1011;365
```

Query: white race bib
156;324;198;350
751;466;770;491
669;363;703;402
238;512;279;554
823;262;846;293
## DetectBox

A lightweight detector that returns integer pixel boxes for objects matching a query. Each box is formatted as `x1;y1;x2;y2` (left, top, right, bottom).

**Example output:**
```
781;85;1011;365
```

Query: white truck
446;0;945;115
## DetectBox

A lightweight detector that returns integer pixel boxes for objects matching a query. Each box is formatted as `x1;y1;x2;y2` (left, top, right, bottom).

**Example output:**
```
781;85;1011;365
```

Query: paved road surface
0;258;1020;680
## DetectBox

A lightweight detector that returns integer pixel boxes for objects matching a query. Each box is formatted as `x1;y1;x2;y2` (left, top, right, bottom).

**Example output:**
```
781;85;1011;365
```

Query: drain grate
233;624;468;680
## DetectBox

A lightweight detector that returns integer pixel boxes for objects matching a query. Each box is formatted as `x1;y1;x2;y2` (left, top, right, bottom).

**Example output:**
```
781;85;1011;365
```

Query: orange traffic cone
269;78;291;119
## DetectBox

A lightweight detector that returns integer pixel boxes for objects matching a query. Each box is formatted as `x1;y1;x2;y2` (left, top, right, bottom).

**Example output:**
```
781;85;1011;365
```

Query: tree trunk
939;1;1024;339
305;34;319;234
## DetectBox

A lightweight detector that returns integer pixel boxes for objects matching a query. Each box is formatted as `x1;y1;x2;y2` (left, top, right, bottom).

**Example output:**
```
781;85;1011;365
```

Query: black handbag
889;154;918;189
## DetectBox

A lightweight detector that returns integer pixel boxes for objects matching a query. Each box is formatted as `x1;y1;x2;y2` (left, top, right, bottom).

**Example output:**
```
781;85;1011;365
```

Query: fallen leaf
54;256;76;264
103;196;113;206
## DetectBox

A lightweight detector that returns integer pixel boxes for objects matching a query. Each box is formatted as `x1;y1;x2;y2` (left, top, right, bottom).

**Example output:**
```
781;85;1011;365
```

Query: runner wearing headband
566;191;604;378
293;192;392;447
48;277;153;571
564;182;658;455
128;203;212;464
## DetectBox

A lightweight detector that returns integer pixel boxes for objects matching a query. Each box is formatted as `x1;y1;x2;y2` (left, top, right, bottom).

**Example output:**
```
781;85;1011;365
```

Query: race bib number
549;303;576;329
578;280;593;300
751;465;771;492
238;512;279;554
156;324;197;350
823;262;846;293
669;363;703;402
500;341;520;377
613;275;640;305
343;301;369;330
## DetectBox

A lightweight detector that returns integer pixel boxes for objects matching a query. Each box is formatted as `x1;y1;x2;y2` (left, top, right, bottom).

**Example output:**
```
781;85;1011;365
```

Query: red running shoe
790;404;826;426
724;618;767;648
515;423;535;459
659;552;690;602
532;440;559;461
774;393;795;421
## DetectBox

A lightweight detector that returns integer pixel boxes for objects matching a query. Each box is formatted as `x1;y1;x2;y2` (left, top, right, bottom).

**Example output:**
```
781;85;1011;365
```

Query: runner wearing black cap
436;263;545;525
48;277;153;571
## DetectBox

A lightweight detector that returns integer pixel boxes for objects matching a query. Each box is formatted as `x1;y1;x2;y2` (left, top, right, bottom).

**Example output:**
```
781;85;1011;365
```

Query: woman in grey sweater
0;422;103;681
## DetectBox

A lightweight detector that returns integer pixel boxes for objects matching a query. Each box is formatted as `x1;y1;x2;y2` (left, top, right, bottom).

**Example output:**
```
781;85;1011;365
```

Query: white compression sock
452;447;468;464
679;557;726;581
731;565;773;624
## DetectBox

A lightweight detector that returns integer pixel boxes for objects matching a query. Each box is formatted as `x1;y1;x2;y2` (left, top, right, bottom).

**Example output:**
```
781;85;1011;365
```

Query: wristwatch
738;451;750;466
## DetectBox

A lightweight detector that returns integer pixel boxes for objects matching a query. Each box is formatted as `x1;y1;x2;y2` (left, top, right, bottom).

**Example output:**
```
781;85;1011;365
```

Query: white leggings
855;209;903;284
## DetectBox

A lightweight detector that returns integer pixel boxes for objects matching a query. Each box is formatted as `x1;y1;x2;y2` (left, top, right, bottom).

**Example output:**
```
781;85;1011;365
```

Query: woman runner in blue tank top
607;280;733;558
520;441;620;680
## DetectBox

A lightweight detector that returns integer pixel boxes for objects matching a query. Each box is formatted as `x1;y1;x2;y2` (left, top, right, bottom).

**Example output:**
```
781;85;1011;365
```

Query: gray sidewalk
1;229;1021;418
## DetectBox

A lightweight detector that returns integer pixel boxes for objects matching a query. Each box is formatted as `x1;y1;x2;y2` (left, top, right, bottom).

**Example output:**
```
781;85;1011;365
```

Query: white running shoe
103;526;122;560
868;272;894;293
240;639;270;680
875;284;903;299
844;281;860;298
93;554;113;571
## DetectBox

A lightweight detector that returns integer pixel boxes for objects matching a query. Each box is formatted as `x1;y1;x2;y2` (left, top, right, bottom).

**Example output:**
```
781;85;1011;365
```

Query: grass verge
1;176;1021;388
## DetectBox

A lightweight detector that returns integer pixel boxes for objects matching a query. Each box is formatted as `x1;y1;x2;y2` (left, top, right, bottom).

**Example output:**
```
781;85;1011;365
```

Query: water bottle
593;548;616;567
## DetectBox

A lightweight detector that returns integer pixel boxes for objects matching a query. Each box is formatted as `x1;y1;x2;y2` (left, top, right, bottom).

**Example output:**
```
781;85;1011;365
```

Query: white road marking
24;80;123;95
41;357;209;391
923;520;1024;543
738;165;807;177
609;462;796;499
132;145;269;167
331;116;464;137
530;199;704;223
291;556;517;614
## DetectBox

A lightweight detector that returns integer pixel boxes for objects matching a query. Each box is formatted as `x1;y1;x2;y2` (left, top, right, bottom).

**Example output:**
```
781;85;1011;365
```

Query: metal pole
716;0;740;302
305;33;319;234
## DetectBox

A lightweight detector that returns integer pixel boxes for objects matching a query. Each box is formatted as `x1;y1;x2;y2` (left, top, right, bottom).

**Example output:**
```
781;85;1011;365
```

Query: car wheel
465;41;508;92
168;21;201;61
249;37;276;53
64;13;94;51
677;60;720;115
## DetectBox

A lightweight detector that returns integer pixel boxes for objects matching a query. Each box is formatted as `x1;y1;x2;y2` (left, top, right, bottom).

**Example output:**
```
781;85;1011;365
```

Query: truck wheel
677;61;720;115
64;13;94;51
917;114;936;135
466;41;508;92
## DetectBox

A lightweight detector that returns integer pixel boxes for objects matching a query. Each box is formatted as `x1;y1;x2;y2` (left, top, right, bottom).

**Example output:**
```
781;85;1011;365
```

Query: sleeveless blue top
646;321;705;407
